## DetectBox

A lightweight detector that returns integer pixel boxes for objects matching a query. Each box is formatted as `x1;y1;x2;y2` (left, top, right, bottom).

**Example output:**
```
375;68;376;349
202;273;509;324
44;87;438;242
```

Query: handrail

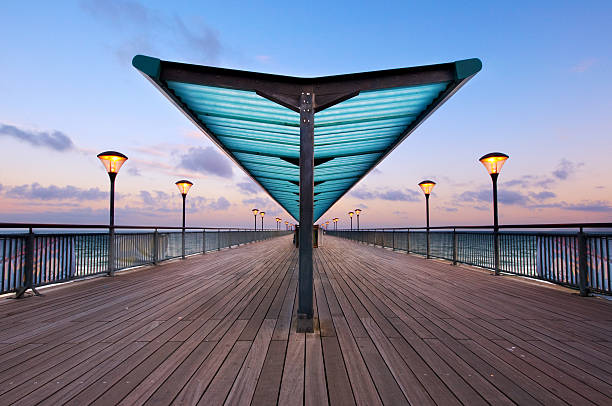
0;222;275;231
335;222;612;231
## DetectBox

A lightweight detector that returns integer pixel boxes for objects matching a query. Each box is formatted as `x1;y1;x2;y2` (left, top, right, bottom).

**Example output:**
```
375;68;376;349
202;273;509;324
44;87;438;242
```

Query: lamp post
175;180;193;259
348;211;354;230
252;209;259;231
354;209;362;230
97;151;128;276
479;152;509;275
333;218;338;231
260;211;265;230
418;180;436;259
285;220;289;230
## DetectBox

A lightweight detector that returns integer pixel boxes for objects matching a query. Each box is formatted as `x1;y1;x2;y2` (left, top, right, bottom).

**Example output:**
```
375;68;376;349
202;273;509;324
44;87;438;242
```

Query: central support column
298;91;314;333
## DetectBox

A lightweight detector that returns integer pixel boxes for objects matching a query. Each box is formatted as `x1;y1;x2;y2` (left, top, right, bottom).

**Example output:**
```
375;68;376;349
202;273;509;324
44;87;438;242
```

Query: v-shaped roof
133;56;481;222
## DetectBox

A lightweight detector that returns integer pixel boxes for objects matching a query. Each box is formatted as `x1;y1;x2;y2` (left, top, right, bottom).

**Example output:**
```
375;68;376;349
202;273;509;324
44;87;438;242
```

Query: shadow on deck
0;235;610;405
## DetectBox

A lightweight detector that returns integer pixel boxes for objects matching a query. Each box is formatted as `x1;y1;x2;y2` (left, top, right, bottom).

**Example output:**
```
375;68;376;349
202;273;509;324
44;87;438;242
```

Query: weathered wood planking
0;235;610;405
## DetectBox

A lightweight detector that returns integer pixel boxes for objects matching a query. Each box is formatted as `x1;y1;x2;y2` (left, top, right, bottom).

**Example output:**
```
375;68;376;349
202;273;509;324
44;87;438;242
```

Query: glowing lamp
355;209;361;215
252;208;259;215
418;180;436;195
479;152;509;175
260;211;265;217
175;180;193;196
97;151;127;174
348;211;354;217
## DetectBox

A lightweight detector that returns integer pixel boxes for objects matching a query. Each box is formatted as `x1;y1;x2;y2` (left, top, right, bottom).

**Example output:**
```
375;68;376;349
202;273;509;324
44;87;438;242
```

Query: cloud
0;123;74;151
209;196;230;211
81;0;223;65
350;188;419;202
179;146;233;178
236;181;261;195
529;191;556;200
350;189;376;200
1;183;106;201
552;159;583;180
126;167;142;176
532;200;612;213
378;189;419;202
571;58;597;73
456;189;531;206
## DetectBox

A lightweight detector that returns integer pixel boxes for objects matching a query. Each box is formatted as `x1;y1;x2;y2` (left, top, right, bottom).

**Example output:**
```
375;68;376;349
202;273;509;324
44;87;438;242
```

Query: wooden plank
321;336;355;406
251;340;287;405
225;319;276;405
277;334;305;405
305;333;328;406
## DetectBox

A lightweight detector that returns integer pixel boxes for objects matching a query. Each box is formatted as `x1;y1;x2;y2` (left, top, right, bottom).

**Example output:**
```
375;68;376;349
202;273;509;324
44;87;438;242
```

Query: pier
1;234;610;405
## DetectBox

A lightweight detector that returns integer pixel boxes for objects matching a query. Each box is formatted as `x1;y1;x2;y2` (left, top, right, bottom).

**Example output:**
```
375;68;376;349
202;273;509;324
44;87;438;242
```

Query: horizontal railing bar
0;222;279;231
336;222;612;231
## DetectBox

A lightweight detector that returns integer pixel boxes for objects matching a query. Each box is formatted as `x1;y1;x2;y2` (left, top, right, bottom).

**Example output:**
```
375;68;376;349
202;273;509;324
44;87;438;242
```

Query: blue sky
1;0;610;228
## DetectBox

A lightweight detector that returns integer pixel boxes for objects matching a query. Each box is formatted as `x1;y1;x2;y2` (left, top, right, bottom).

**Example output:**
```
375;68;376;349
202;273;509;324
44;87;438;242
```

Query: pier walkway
0;235;611;405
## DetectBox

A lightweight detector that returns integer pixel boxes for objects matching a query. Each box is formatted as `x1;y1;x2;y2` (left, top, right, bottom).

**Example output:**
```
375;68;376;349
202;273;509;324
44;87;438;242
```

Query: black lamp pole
491;172;500;275
108;172;117;275
425;193;430;259
254;213;257;231
181;193;186;259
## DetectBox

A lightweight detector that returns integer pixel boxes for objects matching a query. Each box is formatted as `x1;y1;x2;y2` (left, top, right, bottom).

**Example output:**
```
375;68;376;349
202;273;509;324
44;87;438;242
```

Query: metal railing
0;222;290;297
328;223;612;296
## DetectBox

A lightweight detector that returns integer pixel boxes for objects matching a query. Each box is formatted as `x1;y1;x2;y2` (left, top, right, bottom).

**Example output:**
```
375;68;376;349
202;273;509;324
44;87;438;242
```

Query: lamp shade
97;151;127;174
252;208;259;215
355;208;362;215
418;180;436;195
175;180;193;195
348;211;354;217
479;152;509;175
260;211;265;217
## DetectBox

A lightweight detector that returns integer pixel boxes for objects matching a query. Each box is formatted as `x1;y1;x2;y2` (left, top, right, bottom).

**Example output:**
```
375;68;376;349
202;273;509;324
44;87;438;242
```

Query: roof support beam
298;91;314;333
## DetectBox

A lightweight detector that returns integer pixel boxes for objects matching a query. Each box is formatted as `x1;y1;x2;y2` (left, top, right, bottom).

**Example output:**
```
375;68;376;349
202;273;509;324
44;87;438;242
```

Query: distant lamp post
252;209;259;231
285;220;289;230
354;209;362;230
479;152;509;275
97;151;128;276
260;211;265;230
175;180;193;259
325;220;330;231
333;217;339;231
418;180;436;259
348;211;354;230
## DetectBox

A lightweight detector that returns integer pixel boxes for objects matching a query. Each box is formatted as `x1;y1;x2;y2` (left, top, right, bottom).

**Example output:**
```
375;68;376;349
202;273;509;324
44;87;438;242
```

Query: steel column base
297;315;314;333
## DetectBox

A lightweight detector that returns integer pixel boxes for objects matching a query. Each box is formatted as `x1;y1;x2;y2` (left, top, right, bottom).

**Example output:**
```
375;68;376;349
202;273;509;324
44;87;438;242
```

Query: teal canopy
133;56;481;222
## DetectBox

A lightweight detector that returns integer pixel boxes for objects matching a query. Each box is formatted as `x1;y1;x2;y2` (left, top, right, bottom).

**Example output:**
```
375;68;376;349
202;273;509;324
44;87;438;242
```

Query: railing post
16;228;40;298
453;228;458;265
406;228;410;254
153;228;159;265
577;230;590;297
202;229;206;254
218;231;221;251
108;226;115;276
392;229;395;251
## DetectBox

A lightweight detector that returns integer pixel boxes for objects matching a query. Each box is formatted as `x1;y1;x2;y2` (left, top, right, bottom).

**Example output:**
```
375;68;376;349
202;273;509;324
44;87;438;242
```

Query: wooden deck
1;235;611;405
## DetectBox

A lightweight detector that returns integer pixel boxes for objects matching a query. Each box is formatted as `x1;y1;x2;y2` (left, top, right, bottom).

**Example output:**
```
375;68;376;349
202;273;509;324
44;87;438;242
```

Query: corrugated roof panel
164;77;452;221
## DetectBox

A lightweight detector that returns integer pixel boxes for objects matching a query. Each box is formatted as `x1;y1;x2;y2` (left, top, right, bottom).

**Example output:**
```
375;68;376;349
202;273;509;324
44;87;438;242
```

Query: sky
0;0;611;229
